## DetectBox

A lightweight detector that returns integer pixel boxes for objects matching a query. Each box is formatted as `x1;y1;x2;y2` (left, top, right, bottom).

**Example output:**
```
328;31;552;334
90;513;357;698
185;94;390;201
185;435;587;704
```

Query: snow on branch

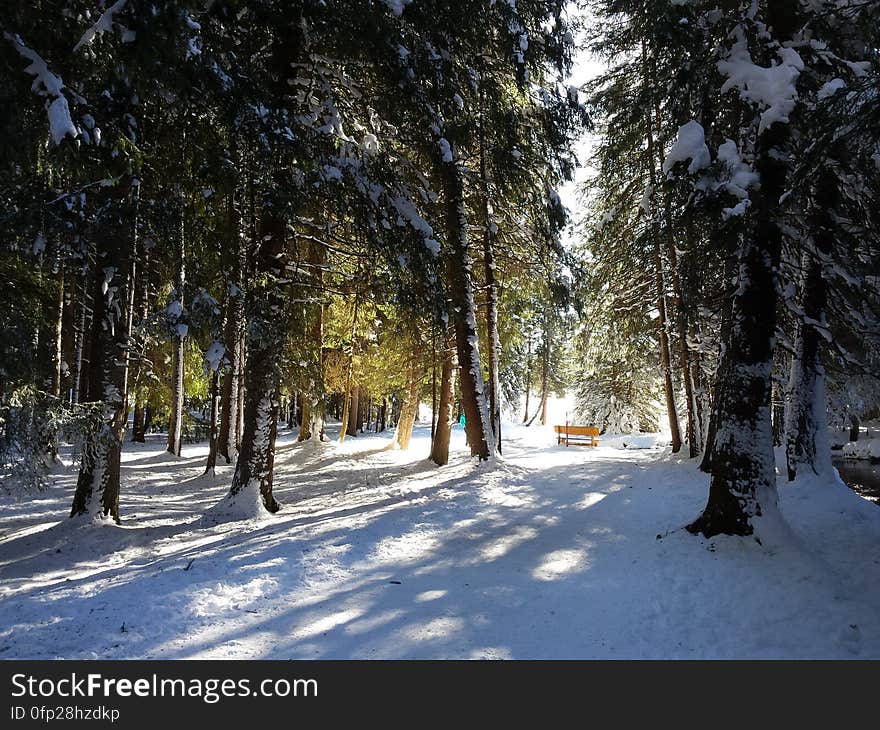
73;0;128;53
3;32;78;145
662;120;711;175
718;31;804;134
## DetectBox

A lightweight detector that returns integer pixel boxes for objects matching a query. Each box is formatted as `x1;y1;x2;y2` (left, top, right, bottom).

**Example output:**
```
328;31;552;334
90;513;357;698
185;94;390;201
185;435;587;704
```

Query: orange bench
554;424;600;447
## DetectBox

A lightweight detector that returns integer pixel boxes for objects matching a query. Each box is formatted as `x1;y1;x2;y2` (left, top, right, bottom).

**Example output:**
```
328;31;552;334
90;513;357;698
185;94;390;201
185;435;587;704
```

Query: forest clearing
3;420;879;659
1;0;879;664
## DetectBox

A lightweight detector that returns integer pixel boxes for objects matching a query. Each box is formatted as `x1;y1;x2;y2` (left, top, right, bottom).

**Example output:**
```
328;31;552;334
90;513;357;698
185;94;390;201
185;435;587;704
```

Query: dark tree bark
689;0;801;537
222;207;286;515
204;368;221;475
479;85;502;455
346;386;360;437
429;330;456;466
784;162;837;480
439;155;494;460
70;178;135;523
849;415;860;443
689;135;791;534
131;402;145;442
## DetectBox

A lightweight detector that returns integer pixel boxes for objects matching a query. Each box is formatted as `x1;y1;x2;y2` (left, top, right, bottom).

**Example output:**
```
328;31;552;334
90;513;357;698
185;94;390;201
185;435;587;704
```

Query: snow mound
842;438;880;461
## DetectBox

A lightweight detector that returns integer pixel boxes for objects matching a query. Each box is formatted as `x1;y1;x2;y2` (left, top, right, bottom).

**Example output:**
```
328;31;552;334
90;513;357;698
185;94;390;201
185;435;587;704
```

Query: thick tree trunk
429;330;456;466
688;134;789;537
439;156;494;460
70;178;134;523
298;398;312;441
220;205;287;516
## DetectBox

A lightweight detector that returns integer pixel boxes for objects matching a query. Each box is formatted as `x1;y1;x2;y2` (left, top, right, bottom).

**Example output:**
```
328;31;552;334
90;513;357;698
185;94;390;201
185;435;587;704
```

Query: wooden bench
554;424;600;447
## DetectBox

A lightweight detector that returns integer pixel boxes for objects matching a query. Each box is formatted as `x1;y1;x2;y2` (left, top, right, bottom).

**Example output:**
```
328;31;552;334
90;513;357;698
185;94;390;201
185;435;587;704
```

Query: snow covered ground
1;422;879;659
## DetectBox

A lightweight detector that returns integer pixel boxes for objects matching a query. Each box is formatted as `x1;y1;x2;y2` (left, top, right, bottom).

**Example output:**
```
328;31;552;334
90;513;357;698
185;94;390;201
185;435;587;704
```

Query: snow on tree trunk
70;179;135;523
688;128;790;538
479;92;502;455
52;269;64;398
166;211;185;457
218;192;243;463
784;164;836;481
440;157;494;460
430;329;456;466
210;208;286;519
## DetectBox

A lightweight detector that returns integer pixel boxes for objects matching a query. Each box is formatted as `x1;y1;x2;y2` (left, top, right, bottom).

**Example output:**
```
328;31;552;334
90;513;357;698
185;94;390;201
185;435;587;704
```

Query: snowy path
1;424;879;659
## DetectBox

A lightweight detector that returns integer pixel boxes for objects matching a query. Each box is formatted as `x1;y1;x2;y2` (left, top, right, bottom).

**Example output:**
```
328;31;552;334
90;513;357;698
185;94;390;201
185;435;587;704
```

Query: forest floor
1;422;879;659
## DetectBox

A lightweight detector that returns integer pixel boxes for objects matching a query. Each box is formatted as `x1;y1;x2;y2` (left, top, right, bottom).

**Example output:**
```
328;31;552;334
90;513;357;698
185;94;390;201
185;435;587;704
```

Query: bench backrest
554;425;600;436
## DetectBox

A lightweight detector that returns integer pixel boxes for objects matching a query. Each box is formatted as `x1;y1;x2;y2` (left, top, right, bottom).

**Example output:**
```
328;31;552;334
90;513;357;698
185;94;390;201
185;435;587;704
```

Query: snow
842;438;880;461
5;33;78;145
47;96;78;146
817;78;845;100
73;0;128;53
1;422;879;659
438;138;453;163
718;34;804;134
382;0;412;16
204;341;226;372
662;121;710;175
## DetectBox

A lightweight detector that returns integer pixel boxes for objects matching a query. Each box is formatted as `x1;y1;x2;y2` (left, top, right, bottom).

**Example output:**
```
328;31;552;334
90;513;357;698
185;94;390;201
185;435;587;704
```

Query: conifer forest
1;0;879;660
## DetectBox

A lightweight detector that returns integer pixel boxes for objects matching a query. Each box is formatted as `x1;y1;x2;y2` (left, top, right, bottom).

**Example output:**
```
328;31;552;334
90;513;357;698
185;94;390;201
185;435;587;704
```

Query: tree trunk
72;264;91;406
220;203;287;516
235;334;246;450
522;335;532;423
298;397;312;441
218;191;243;463
345;386;359;438
430;330;456;466
439;154;494;460
51;269;64;398
784;163;836;480
131;402;145;442
479;87;502;455
204;368;221;475
70;178;135;523
166;209;186;457
395;350;422;451
688;132;789;537
642;43;682;453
